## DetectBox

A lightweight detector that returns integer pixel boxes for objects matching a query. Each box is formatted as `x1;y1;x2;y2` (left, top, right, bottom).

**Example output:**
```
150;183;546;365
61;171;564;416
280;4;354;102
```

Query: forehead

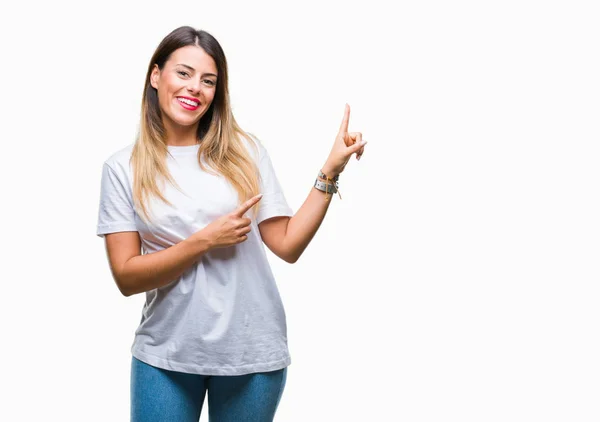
167;45;217;74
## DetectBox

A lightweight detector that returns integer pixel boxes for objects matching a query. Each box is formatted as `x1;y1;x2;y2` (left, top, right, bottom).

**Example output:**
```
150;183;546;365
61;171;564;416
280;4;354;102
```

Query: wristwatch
314;178;338;194
318;170;339;182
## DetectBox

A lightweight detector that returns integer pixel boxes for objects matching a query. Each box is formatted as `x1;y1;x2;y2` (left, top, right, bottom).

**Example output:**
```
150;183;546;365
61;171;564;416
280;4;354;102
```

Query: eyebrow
176;64;217;78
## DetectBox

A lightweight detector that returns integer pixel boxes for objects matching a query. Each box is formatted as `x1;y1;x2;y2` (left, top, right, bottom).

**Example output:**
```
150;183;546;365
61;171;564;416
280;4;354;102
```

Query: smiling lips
177;96;200;111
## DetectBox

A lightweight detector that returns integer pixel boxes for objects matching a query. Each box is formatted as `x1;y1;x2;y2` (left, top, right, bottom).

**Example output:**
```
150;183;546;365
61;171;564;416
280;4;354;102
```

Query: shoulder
103;143;135;175
240;132;268;163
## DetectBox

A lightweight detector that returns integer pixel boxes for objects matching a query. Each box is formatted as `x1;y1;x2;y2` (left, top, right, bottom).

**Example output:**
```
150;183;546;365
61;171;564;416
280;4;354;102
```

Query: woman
97;26;366;421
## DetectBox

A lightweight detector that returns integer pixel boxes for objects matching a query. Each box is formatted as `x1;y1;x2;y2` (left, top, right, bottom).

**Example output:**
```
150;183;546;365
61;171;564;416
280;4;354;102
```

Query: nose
187;78;202;95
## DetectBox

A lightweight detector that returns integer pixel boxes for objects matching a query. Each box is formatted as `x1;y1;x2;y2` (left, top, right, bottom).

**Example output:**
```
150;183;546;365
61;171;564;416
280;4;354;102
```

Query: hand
195;194;263;249
322;104;367;178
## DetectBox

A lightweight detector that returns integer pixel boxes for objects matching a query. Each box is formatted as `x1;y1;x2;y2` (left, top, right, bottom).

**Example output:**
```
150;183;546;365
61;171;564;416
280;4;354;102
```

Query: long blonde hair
130;26;260;223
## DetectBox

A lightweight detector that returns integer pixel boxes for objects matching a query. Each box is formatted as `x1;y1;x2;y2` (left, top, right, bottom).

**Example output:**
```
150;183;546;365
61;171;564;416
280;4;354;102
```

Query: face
150;45;218;130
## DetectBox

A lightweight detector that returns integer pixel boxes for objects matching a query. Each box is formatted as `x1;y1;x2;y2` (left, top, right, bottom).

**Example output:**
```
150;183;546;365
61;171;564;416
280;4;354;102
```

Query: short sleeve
256;144;294;225
96;163;138;237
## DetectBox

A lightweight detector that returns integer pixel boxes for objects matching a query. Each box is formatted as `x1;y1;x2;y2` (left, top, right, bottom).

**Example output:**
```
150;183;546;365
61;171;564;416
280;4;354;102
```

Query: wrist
186;230;214;255
320;163;340;179
314;166;342;200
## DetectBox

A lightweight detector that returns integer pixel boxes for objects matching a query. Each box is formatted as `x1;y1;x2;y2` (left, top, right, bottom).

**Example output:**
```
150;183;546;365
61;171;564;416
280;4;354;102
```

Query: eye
202;79;216;87
177;71;190;77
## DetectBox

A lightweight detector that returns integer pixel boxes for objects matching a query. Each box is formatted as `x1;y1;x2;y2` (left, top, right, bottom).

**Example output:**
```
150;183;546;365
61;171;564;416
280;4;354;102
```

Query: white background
0;0;599;421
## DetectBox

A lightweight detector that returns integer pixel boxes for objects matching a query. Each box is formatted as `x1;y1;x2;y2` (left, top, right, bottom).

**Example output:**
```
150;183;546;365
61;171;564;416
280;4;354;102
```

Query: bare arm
258;185;333;263
104;194;263;296
259;104;366;263
104;231;211;297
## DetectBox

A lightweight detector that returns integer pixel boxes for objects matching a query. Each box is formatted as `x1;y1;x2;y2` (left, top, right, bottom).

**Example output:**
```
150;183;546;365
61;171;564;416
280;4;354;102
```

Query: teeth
178;98;199;107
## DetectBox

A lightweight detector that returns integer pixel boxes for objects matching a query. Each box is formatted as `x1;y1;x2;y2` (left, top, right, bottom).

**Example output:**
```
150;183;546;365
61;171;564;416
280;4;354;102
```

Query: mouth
176;96;200;111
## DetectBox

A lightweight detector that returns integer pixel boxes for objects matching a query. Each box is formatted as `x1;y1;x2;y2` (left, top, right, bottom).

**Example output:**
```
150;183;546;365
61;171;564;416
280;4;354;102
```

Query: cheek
162;76;180;95
157;81;170;101
159;78;180;107
160;88;174;113
204;89;216;105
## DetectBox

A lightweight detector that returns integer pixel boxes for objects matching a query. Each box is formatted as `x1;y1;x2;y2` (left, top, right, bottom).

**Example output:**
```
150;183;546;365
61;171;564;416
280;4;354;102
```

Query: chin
170;111;204;127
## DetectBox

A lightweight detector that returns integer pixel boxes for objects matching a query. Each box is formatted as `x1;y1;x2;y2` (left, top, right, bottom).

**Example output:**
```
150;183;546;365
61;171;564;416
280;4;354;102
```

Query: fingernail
360;140;367;146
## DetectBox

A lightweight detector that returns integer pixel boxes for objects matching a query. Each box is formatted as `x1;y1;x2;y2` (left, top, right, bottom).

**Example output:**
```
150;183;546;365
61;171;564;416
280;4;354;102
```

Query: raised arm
259;104;367;263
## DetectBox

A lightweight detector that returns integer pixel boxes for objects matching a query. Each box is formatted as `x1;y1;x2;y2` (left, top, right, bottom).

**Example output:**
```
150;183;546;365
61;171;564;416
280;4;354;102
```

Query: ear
150;64;160;89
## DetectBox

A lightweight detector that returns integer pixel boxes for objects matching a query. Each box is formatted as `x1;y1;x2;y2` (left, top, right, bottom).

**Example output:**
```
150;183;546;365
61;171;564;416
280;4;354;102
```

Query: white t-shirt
96;136;294;375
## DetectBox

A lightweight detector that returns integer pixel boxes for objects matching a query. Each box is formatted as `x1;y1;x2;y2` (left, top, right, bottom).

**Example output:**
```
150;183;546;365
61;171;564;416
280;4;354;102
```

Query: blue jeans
131;356;287;422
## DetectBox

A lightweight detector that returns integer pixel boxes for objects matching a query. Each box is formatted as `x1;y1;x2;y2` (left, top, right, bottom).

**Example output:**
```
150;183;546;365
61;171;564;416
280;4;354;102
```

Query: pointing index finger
234;194;263;217
338;103;350;135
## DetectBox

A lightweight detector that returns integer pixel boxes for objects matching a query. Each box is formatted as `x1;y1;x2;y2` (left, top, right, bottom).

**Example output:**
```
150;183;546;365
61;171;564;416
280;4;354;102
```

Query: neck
163;118;200;147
